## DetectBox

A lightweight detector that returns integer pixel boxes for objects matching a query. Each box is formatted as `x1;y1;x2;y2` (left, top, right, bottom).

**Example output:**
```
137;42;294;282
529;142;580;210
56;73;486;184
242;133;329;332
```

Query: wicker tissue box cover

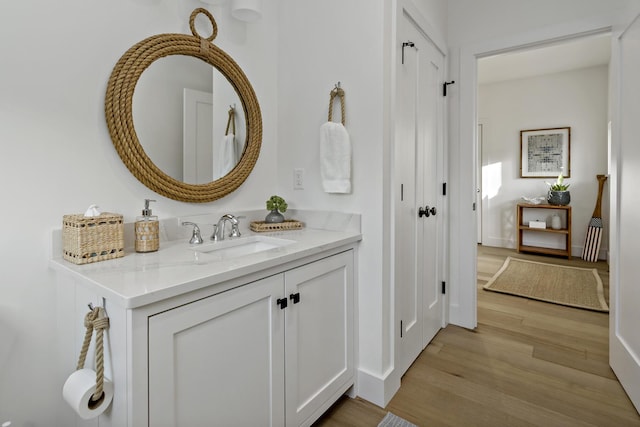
250;219;303;232
63;213;124;264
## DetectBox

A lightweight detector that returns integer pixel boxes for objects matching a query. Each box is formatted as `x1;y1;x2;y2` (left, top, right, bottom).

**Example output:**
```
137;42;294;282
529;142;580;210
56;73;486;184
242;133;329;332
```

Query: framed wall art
520;127;570;178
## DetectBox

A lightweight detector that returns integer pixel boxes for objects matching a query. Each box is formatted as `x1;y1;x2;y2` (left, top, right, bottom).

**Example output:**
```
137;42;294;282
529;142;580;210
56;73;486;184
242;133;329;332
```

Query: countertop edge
50;231;362;309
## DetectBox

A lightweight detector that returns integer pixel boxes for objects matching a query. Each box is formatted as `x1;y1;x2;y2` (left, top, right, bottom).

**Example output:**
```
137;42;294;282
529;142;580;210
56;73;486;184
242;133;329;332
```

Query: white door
183;88;213;184
395;10;445;376
147;275;285;426
611;14;640;412
284;251;354;427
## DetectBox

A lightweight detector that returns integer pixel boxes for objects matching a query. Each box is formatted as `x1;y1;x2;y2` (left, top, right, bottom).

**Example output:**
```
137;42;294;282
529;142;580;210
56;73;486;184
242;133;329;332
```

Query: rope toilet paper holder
75;303;110;408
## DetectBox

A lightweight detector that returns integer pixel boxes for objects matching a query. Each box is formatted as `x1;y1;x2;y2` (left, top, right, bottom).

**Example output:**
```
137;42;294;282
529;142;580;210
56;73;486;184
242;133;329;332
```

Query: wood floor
314;246;640;427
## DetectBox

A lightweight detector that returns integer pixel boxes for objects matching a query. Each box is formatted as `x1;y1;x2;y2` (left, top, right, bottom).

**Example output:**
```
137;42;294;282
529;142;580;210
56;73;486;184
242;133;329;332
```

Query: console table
516;203;572;259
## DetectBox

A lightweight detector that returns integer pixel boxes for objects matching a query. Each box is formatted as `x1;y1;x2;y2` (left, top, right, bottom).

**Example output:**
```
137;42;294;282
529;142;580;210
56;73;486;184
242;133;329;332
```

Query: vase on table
547;190;570;206
265;209;284;223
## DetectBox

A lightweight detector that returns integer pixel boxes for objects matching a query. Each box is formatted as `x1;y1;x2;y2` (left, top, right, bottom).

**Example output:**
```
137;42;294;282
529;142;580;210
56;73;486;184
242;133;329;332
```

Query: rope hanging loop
190;7;218;41
76;306;110;403
225;106;236;136
328;84;346;126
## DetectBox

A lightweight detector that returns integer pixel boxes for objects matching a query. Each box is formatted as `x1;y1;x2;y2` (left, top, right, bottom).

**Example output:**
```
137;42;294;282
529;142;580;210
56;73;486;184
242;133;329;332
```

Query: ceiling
477;33;612;84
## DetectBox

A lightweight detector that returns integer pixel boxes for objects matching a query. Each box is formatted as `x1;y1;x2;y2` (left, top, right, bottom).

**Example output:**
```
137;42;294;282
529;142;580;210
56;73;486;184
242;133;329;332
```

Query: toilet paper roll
62;368;114;420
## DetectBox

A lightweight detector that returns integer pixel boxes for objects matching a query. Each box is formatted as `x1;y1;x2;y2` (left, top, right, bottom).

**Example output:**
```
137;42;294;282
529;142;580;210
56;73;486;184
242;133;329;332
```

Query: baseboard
482;237;513;248
356;367;400;408
482;240;608;261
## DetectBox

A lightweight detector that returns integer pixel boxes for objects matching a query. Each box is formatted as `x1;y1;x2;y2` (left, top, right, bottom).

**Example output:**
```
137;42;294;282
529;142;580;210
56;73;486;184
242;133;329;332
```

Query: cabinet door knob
277;298;288;309
290;293;301;304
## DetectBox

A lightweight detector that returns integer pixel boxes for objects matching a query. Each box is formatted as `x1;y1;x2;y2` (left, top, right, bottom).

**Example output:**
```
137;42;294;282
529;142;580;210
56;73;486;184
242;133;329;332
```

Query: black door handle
418;205;437;218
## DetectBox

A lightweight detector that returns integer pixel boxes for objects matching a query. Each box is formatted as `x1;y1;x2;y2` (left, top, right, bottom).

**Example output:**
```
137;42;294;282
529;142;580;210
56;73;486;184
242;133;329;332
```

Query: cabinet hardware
277;298;288;309
290;293;301;304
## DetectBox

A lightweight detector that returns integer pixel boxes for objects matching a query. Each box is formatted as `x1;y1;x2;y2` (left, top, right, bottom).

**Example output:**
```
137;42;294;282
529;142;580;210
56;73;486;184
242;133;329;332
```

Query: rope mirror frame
105;8;262;203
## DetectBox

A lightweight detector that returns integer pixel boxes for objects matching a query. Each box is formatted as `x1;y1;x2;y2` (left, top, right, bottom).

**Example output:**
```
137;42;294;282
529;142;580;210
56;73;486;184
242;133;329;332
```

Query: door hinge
441;281;446;294
401;41;415;65
401;183;404;201
277;298;288;309
442;182;447;196
443;80;455;96
400;320;403;338
473;202;477;211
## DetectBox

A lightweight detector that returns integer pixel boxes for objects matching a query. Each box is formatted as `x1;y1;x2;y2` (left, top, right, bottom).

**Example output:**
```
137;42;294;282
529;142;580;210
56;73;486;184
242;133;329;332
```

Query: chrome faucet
211;214;241;241
181;221;204;244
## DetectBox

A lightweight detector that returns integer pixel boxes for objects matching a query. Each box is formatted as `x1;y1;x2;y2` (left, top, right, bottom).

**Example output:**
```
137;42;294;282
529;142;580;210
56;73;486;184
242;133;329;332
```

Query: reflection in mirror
133;55;246;185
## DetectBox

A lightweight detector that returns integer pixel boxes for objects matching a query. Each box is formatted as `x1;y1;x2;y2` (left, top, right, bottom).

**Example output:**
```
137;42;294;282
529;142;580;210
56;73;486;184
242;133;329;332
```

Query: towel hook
226;106;236;136
328;83;346;125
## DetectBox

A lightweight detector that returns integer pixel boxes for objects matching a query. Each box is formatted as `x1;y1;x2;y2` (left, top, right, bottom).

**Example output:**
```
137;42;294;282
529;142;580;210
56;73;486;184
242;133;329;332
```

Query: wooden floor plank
314;246;640;426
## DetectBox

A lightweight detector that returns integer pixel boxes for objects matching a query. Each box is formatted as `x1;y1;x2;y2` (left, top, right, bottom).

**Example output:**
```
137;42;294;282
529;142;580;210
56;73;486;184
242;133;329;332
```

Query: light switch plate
294;168;304;190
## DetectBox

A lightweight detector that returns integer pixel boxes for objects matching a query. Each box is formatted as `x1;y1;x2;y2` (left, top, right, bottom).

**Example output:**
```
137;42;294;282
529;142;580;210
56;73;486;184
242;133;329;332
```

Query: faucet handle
181;221;204;245
229;223;241;238
210;224;220;241
229;215;242;238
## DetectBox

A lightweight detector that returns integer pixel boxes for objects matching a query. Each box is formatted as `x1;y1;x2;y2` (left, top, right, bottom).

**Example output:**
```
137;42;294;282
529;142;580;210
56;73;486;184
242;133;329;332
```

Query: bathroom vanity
51;211;361;427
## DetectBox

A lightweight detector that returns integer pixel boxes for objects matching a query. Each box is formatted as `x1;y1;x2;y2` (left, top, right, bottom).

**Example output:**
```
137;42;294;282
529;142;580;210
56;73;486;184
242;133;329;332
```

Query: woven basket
63;213;124;264
250;220;303;232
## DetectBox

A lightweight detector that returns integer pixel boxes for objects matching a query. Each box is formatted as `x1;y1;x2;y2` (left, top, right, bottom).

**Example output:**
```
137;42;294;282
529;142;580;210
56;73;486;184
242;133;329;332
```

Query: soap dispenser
135;199;159;253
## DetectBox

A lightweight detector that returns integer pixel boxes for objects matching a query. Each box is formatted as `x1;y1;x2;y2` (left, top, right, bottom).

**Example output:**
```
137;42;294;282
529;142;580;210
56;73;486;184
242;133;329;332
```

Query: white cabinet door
148;275;285;427
284;251;354;427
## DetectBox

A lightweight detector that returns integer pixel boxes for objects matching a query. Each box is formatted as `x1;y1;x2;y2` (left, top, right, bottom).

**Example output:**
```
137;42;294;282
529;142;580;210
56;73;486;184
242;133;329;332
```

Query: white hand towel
213;133;237;180
320;122;351;193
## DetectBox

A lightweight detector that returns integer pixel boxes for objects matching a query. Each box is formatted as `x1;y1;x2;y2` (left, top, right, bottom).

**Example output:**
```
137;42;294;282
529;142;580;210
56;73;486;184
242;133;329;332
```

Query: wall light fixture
230;0;262;22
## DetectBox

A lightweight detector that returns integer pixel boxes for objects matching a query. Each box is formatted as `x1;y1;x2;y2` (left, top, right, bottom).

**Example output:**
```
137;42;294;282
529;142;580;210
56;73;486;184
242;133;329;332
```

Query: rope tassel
76;306;110;401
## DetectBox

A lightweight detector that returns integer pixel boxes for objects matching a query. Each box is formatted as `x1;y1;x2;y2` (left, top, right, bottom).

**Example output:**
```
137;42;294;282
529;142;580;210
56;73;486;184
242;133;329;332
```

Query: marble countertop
50;210;361;309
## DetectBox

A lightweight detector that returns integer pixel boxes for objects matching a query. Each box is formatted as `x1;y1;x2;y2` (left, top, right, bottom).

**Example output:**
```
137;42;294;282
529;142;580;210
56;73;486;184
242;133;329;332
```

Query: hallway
315;246;639;426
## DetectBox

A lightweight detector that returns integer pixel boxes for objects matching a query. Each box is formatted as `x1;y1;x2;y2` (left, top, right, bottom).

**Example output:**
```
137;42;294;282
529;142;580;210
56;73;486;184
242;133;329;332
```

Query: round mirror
105;8;261;202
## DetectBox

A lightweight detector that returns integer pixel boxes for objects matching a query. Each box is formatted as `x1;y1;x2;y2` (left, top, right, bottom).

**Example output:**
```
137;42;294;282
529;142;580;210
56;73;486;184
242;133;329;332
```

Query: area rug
378;412;418;427
483;257;608;312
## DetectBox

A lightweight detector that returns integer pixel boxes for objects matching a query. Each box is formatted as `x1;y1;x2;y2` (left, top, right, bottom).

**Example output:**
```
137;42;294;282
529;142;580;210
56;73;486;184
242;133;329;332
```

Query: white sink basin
190;236;295;260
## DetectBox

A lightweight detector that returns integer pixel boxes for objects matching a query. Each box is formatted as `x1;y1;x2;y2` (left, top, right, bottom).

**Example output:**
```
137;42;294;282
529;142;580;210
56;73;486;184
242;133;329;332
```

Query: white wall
275;0;447;406
0;1;278;424
478;65;609;255
0;0;449;421
276;0;389;403
448;0;639;47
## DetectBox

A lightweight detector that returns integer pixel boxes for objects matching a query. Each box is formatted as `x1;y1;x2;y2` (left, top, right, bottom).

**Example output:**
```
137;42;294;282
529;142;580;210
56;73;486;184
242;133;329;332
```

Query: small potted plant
265;195;288;223
547;173;570;205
